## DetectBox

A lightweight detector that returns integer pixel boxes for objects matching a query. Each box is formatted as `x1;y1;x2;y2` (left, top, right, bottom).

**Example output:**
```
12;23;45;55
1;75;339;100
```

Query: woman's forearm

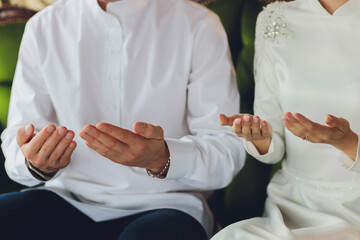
332;131;358;161
252;137;272;155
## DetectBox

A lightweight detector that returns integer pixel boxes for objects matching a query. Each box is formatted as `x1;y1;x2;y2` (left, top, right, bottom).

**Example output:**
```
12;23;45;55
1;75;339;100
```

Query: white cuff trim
340;135;360;173
164;138;198;180
243;138;274;157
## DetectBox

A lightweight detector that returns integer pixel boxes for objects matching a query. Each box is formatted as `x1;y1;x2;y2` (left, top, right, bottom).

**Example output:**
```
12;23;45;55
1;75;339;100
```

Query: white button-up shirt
1;0;245;236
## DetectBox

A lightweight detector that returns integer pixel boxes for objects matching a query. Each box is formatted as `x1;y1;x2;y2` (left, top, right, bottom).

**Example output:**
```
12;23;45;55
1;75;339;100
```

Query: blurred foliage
1;0;55;11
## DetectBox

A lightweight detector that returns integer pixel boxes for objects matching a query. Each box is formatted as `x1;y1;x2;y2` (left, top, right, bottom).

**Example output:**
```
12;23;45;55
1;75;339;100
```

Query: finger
48;130;75;162
251;116;261;138
38;126;69;159
81;124;126;150
325;114;349;133
22;124;56;159
84;140;119;161
219;114;228;126
85;138;136;166
232;118;242;136
293;113;318;130
294;113;333;138
219;114;244;127
282;112;307;139
16;124;34;146
133;122;164;140
281;112;292;127
58;141;77;169
95;123;139;145
81;131;123;159
242;114;253;139
260;120;271;137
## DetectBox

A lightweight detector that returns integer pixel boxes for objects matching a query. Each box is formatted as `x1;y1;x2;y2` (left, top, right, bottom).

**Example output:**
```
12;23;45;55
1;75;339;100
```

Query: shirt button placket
107;24;123;125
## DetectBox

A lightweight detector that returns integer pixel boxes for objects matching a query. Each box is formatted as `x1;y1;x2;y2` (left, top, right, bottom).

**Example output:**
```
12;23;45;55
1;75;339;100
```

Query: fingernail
137;123;145;132
326;115;333;123
282;118;289;124
219;116;225;124
262;122;266;127
80;132;89;140
69;142;76;149
58;127;67;136
244;115;251;123
65;133;73;140
25;124;32;134
253;117;259;124
47;125;55;133
235;119;241;125
98;124;106;131
85;126;93;134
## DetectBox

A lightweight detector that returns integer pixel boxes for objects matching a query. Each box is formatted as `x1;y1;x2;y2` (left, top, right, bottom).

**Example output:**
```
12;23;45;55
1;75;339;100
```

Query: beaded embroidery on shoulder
261;1;293;44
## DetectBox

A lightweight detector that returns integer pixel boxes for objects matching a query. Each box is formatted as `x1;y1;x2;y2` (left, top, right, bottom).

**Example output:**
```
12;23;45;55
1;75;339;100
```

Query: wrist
149;142;170;173
146;157;170;179
146;141;170;179
252;137;272;155
333;131;358;160
25;158;57;181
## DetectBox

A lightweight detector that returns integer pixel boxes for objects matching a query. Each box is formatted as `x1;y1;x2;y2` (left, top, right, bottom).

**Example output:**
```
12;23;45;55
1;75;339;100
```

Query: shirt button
110;47;119;54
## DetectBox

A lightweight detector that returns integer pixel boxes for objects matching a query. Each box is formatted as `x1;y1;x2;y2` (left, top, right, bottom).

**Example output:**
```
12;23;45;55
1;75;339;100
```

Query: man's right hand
17;124;77;174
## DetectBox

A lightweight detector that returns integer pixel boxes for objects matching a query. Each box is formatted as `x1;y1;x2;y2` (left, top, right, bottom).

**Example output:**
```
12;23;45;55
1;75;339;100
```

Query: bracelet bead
146;157;171;179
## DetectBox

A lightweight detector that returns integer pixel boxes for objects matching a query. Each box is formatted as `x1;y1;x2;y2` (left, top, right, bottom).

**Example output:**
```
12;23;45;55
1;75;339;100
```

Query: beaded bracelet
146;157;171;179
25;158;57;181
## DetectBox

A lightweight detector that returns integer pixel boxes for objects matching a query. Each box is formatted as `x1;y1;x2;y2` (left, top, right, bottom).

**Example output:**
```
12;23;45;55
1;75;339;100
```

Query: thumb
16;124;34;147
133;122;164;140
325;115;350;133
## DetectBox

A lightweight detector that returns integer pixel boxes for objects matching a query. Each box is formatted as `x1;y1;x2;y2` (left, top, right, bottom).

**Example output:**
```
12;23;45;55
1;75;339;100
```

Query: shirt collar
89;0;149;27
90;0;149;15
309;0;360;17
106;0;149;15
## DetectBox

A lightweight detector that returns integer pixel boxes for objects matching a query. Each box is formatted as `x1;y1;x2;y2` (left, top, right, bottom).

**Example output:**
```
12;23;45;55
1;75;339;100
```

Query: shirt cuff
164;138;198;180
339;134;360;173
15;149;38;180
243;138;274;157
15;149;63;182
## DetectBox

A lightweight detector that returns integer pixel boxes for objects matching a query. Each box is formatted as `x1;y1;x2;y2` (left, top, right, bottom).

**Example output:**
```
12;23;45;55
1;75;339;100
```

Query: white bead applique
262;2;293;44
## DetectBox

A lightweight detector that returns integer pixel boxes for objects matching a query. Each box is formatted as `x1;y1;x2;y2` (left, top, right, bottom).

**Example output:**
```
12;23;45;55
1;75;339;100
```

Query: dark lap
0;190;98;240
0;190;208;240
118;209;208;240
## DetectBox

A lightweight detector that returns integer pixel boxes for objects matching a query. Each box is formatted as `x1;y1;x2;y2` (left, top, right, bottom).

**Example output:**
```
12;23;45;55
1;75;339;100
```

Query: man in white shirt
0;0;245;239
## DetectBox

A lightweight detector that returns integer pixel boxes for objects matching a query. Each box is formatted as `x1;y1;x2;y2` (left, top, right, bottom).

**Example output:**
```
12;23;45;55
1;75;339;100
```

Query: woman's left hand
281;112;358;160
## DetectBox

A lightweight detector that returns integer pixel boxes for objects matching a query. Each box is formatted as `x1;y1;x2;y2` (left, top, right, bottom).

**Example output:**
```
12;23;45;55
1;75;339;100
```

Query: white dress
212;0;360;239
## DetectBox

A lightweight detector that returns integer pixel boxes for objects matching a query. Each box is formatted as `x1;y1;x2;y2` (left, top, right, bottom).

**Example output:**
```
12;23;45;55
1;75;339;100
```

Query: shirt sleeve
243;138;274;157
339;134;360;173
244;11;285;164
1;17;61;187
165;12;246;189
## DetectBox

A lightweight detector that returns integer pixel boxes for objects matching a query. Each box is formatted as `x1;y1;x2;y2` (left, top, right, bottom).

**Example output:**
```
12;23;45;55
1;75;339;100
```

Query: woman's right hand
219;113;272;155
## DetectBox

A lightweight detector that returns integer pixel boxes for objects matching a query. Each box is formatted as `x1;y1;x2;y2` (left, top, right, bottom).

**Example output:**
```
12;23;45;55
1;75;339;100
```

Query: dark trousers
0;190;208;240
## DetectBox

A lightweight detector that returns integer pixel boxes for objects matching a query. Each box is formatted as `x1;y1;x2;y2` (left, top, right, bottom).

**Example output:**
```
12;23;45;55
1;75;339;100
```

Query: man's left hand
79;122;170;173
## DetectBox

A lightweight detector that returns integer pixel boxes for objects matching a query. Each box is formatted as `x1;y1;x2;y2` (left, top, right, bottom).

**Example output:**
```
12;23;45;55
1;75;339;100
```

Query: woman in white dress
213;0;360;239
